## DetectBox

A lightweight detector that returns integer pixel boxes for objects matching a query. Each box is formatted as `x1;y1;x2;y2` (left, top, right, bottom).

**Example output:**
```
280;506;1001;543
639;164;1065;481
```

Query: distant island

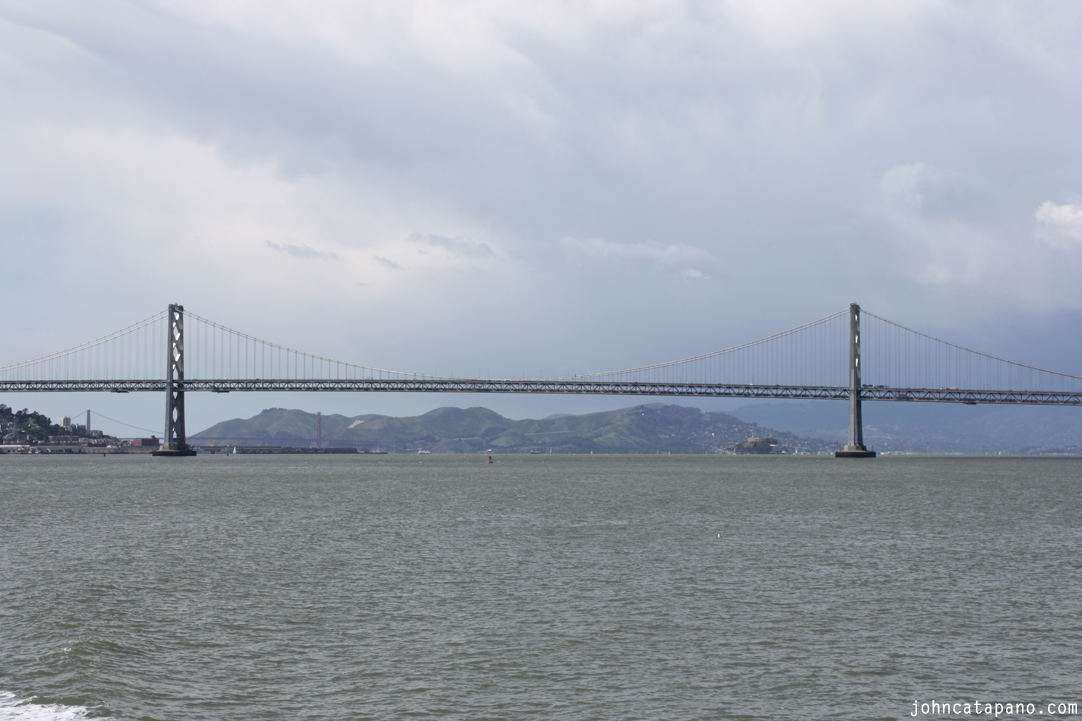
724;437;789;455
190;403;838;455
193;402;1082;455
3;401;1078;456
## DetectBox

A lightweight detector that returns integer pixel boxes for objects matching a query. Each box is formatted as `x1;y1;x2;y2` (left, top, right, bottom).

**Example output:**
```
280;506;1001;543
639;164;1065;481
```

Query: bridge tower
836;303;876;458
153;304;197;457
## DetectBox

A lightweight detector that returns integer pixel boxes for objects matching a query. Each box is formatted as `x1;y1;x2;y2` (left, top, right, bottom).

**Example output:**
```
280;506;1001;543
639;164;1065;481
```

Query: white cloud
560;237;715;269
872;164;1082;313
1035;201;1082;244
880;162;990;215
881;163;931;208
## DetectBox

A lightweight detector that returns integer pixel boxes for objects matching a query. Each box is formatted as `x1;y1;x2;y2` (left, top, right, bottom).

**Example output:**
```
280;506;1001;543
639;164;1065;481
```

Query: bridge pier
836;303;876;458
153;304;196;457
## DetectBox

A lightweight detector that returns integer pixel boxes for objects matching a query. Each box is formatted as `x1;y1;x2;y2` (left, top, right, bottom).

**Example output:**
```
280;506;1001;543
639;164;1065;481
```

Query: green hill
191;403;837;454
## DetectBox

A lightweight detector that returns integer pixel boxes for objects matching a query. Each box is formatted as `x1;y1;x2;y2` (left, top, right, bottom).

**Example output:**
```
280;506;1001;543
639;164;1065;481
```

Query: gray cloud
410;233;494;259
265;240;338;260
2;0;1081;401
374;256;402;270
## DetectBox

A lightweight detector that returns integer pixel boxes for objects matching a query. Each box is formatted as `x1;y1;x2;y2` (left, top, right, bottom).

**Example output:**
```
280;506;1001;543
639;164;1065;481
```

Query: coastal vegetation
0;404;66;443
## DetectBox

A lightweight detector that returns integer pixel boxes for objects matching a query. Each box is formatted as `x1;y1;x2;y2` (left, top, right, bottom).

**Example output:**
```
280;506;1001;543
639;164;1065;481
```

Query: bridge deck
2;379;1079;405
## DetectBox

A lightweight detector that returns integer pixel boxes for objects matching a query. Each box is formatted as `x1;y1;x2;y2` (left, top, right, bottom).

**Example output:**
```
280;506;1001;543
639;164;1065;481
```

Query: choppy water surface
1;455;1079;720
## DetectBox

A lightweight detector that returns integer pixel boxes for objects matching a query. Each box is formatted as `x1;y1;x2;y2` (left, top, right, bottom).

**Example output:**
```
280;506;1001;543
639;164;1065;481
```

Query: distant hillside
732;401;1082;455
191;404;839;454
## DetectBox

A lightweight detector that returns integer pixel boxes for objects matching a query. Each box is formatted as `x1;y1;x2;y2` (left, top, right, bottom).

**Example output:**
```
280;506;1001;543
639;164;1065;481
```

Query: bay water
1;455;1079;720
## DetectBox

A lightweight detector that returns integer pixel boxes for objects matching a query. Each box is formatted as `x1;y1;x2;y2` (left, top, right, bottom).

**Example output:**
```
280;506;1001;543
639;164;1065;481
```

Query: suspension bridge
2;304;1080;457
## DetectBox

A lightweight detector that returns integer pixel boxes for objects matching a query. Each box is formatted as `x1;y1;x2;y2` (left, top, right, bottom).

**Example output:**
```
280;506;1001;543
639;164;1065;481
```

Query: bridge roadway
2;379;1080;405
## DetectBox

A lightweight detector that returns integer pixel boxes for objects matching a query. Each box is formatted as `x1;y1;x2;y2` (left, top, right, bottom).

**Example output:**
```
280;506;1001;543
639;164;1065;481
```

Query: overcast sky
2;0;1080;433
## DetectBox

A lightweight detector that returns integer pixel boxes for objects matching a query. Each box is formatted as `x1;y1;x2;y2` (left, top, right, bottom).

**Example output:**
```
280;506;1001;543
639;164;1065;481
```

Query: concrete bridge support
836;303;876;458
153;304;196;457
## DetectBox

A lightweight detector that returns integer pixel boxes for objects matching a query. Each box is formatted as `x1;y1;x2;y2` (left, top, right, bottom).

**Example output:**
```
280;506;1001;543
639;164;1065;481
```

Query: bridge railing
546;309;851;388
182;312;440;383
0;312;167;382
861;312;1082;395
3;306;1080;398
